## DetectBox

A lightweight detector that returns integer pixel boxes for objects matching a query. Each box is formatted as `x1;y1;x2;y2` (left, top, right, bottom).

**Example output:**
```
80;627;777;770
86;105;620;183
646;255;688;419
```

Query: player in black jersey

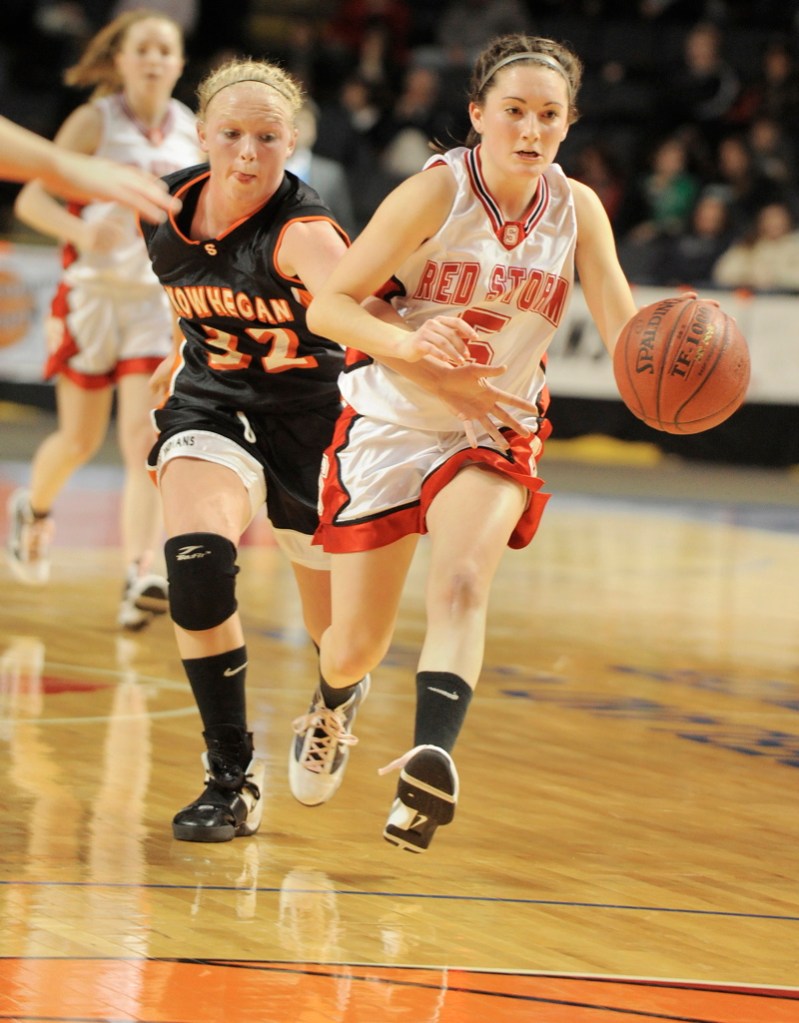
141;54;527;844
139;57;356;842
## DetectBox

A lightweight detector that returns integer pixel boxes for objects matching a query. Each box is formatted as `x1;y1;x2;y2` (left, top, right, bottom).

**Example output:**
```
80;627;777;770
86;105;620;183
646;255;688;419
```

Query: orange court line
2;958;798;1023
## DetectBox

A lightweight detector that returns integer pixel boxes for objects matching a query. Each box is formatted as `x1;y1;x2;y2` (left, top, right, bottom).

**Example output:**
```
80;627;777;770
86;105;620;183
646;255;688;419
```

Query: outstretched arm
307;166;473;365
571;178;638;355
0;115;180;223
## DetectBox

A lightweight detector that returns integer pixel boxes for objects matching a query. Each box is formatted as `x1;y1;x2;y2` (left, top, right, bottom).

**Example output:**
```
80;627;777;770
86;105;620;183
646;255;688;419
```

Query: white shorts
316;405;551;553
152;429;330;570
45;281;172;386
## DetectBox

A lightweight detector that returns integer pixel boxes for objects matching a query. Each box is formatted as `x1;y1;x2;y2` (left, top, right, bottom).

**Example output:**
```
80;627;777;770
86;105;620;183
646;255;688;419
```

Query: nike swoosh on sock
427;686;459;700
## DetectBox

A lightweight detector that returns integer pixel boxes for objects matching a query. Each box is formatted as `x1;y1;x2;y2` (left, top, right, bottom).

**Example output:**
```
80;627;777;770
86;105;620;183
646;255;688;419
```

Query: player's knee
429;565;488;618
165;532;239;631
325;625;388;681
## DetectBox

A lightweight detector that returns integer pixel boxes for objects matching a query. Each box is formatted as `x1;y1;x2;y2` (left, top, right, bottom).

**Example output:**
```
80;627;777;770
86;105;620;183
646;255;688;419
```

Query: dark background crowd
2;0;799;293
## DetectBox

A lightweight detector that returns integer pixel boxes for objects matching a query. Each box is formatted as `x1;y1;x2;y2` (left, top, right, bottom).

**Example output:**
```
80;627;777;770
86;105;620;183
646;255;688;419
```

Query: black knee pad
165;532;239;631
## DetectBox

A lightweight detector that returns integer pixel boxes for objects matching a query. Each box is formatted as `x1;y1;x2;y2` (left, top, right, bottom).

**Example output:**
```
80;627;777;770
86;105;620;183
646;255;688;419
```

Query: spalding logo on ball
613;295;751;434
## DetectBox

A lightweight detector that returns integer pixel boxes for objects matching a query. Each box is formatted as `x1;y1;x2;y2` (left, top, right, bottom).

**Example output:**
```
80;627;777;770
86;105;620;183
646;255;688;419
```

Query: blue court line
1;880;797;923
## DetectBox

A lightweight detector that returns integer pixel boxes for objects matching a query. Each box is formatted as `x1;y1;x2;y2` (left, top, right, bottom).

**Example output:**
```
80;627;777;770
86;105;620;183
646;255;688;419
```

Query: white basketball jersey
341;145;577;430
63;93;199;293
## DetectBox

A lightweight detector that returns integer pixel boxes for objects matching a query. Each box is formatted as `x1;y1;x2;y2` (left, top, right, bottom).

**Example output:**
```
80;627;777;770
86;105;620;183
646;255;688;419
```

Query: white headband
478;52;571;95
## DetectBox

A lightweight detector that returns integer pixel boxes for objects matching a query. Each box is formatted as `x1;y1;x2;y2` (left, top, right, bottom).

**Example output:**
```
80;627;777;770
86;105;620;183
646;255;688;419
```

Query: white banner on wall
0;244;797;404
546;284;799;405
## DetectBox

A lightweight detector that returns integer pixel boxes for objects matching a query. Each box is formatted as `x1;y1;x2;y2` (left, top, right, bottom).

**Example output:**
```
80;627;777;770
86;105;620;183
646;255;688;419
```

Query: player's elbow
306;294;331;339
13;186;35;226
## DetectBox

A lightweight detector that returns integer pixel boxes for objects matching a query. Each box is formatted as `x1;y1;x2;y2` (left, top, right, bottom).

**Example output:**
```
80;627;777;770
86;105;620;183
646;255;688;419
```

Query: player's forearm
308;292;412;360
14;180;90;247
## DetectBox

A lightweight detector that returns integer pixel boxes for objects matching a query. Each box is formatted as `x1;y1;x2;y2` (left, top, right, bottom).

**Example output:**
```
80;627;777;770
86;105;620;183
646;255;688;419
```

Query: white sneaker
289;675;370;806
6;488;53;585
117;563;169;631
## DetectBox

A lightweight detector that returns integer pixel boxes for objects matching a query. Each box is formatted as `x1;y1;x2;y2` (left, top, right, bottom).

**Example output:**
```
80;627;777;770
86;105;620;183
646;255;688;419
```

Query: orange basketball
612;295;750;434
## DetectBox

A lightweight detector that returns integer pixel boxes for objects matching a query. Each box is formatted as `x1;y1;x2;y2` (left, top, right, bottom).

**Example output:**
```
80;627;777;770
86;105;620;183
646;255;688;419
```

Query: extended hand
438;363;542;450
397;314;475;364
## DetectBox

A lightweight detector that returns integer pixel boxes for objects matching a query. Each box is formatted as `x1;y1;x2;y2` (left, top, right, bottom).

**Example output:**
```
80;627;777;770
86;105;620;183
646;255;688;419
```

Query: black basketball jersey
141;164;347;414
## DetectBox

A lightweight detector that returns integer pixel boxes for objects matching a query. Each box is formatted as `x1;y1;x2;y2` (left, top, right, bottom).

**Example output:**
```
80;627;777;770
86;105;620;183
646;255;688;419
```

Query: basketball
613;295;750;434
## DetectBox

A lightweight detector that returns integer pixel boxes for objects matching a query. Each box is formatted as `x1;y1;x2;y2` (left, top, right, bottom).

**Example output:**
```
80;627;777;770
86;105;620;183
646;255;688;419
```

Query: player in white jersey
7;9;199;630
289;33;641;852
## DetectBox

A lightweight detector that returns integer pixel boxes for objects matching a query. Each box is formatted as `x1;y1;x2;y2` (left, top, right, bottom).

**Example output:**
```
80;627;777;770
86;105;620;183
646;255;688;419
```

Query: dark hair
464;34;583;147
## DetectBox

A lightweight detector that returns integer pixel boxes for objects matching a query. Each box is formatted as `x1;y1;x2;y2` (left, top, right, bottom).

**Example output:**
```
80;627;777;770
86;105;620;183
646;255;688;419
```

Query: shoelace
206;763;261;799
292;706;359;773
377;743;438;777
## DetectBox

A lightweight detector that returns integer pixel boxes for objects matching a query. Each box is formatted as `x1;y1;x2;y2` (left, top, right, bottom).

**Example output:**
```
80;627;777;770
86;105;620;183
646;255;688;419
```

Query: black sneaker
380;744;459;853
288;675;370;806
173;727;264;842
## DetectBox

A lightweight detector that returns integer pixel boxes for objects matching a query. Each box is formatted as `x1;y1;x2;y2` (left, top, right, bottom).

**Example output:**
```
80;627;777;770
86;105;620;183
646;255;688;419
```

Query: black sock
182;646;248;732
319;675;361;709
414;671;473;753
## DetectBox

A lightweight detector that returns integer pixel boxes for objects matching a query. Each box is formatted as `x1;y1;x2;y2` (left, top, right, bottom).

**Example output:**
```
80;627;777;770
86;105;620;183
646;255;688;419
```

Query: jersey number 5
461;307;510;364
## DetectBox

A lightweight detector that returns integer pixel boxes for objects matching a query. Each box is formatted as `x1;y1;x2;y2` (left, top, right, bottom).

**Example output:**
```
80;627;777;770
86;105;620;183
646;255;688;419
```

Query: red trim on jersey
374;274;404;302
464;145;550;250
315;409;553;553
117;92;175;145
343;346;372;368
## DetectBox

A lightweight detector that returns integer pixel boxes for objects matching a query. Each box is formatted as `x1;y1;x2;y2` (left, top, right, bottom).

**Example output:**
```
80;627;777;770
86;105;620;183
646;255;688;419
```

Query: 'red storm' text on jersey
411;259;569;327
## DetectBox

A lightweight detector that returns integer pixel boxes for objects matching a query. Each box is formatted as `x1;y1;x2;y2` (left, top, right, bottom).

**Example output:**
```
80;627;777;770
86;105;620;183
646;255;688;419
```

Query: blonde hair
64;8;183;99
196;58;304;121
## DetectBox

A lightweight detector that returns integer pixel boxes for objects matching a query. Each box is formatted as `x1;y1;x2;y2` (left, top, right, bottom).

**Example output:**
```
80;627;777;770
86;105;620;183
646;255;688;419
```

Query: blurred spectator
712;200;799;291
617;134;701;283
729;37;799;125
659;189;734;286
324;0;411;82
621;134;701;240
570;140;628;228
373;65;457;155
708;132;785;233
312;72;394;233
413;0;532;72
659;22;740;141
315;72;388;162
287;98;356;237
747;116;797;196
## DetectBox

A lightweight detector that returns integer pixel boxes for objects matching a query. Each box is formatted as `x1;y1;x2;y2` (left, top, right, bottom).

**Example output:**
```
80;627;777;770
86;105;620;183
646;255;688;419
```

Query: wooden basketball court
1;407;798;1022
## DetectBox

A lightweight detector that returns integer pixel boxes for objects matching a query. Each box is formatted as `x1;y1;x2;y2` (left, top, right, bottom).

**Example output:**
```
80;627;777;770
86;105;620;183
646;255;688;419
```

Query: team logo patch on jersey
499;222;521;248
204;242;217;256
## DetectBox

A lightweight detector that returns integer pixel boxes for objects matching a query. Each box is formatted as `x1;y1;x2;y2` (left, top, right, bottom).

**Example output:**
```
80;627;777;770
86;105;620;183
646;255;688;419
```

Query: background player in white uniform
7;9;198;630
289;33;640;853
